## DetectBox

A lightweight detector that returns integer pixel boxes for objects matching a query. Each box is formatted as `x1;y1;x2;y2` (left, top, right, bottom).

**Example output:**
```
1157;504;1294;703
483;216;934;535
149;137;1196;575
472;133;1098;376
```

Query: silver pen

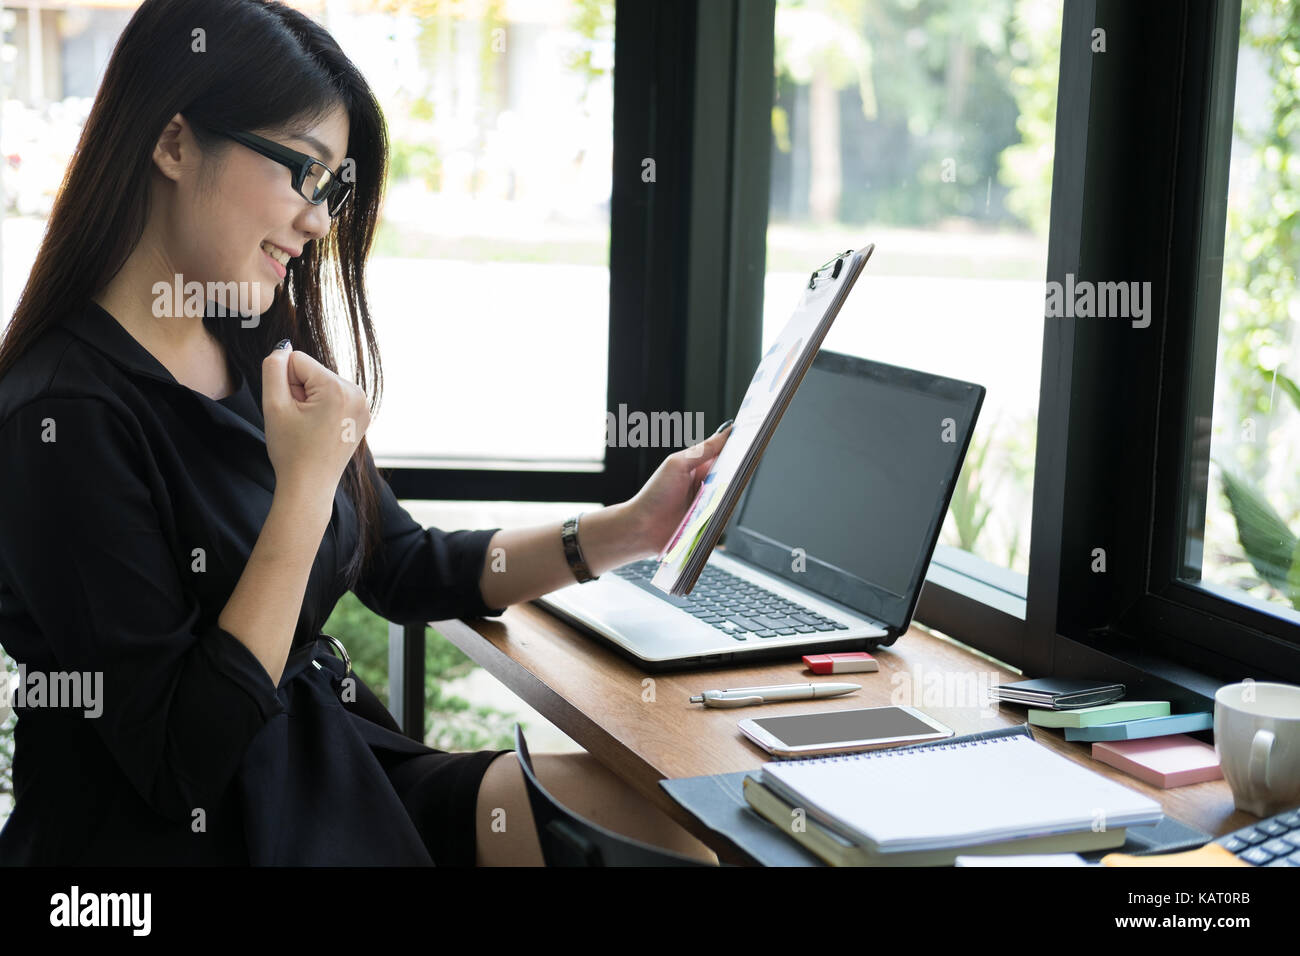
689;682;860;708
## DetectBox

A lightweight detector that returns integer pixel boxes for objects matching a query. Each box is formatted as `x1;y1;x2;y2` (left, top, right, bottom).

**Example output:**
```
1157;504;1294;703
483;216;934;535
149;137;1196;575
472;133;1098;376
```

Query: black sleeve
0;396;285;824
350;461;507;624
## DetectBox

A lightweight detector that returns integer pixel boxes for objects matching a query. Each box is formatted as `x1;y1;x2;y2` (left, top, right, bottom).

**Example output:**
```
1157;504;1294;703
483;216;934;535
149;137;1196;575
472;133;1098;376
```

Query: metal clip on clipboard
808;249;855;289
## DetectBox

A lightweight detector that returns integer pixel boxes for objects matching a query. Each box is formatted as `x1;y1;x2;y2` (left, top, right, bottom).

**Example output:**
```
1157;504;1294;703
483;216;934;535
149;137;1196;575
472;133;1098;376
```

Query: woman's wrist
270;477;336;528
573;501;652;576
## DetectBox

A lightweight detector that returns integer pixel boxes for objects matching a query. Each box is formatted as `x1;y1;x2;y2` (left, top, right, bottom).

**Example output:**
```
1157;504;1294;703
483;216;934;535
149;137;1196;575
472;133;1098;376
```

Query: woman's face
161;105;351;319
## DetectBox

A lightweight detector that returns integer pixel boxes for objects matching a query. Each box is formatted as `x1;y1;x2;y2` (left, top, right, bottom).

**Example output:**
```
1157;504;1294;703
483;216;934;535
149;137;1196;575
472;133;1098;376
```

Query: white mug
1214;681;1300;818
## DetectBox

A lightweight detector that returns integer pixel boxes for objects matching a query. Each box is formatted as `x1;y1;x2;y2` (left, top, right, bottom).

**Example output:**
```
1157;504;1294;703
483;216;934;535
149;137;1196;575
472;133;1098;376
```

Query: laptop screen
722;350;984;635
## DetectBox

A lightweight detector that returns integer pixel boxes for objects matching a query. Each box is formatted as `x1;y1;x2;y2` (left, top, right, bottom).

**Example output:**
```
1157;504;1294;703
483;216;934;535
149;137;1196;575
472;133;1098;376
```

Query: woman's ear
151;112;191;184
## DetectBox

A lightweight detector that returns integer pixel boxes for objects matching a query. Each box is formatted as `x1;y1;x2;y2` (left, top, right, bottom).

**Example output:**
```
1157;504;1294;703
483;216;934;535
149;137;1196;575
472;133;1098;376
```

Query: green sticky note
1028;701;1171;728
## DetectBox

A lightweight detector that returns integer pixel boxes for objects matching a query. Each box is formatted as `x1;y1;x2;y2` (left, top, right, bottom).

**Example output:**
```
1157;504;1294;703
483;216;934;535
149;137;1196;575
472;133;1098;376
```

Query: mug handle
1249;728;1275;790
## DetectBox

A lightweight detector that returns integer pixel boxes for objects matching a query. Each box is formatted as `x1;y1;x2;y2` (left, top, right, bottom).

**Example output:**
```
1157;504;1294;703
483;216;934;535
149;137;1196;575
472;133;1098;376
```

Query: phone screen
752;707;943;747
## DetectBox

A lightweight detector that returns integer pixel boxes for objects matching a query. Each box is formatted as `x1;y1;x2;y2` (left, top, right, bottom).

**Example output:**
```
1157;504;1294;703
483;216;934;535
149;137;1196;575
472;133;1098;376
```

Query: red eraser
803;651;879;674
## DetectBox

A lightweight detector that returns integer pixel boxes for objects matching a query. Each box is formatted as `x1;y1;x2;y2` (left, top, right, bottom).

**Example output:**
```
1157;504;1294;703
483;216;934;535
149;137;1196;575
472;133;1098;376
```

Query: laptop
533;349;986;670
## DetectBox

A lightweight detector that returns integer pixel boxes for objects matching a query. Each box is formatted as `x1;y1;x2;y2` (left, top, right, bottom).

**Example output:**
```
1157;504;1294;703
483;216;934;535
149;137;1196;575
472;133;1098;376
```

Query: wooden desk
432;604;1256;865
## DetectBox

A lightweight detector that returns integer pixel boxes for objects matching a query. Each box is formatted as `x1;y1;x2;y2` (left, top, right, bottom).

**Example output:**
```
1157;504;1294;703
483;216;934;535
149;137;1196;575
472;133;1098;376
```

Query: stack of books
741;725;1163;866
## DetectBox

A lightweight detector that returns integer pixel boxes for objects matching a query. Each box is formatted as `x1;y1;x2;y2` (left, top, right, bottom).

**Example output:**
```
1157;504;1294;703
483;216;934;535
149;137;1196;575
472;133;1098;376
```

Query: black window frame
1027;0;1300;705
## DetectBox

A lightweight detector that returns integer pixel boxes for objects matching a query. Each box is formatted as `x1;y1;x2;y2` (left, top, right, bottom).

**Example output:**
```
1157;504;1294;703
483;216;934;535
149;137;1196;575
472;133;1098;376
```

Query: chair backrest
512;723;713;867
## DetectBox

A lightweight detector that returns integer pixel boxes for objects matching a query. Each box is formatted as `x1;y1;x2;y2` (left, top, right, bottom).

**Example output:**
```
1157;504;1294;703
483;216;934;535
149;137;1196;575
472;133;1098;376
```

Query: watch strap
561;514;598;583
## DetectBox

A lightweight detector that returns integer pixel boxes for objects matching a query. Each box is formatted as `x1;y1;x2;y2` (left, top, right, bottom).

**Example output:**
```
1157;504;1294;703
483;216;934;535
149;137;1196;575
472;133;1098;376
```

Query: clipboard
650;243;875;596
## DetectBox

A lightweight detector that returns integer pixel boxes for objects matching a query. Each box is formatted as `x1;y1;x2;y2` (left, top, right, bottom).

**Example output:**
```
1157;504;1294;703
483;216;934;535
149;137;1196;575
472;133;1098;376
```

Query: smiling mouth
260;241;291;267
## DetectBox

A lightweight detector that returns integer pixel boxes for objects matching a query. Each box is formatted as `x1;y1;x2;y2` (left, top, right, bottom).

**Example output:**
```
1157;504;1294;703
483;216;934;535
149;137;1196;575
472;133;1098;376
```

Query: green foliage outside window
1213;0;1300;609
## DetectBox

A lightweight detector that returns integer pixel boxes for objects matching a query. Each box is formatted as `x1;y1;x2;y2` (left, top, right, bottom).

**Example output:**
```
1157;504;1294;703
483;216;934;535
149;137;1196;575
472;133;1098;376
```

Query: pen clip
808;249;853;289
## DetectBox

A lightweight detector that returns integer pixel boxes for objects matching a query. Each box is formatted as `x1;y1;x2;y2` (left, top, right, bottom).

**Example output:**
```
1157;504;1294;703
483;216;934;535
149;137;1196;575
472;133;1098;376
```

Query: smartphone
738;705;954;758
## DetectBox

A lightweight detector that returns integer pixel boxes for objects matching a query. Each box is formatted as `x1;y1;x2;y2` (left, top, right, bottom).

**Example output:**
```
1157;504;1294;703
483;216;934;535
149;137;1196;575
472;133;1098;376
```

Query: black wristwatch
561;514;599;583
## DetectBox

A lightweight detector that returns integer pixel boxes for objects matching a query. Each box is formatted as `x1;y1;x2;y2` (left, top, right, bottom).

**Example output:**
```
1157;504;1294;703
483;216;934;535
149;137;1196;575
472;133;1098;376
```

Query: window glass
1184;0;1300;624
0;2;617;466
764;0;1062;577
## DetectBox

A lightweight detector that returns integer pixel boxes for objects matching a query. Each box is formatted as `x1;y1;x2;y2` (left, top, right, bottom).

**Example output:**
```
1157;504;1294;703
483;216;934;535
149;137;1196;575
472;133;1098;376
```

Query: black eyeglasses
217;128;352;219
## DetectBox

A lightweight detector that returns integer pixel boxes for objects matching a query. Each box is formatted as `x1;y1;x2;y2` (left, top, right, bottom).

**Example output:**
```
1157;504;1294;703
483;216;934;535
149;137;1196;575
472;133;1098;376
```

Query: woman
0;0;730;866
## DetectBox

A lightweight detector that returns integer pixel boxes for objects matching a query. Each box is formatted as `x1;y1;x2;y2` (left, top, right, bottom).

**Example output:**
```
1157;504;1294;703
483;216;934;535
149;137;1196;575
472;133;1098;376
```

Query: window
1030;0;1300;688
0;3;619;474
338;3;615;468
764;0;1063;583
1179;0;1300;629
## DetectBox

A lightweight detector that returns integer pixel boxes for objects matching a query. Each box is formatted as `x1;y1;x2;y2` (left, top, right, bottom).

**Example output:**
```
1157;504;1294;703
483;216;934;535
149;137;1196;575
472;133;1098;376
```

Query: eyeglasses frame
217;127;352;219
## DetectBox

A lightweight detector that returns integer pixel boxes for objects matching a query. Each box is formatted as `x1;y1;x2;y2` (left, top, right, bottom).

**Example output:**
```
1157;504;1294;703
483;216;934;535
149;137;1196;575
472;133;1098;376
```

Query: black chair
512;722;717;867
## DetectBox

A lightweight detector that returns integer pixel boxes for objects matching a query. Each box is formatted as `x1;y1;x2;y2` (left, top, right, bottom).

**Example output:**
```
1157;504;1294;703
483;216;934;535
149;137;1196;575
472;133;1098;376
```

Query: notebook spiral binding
776;726;1032;766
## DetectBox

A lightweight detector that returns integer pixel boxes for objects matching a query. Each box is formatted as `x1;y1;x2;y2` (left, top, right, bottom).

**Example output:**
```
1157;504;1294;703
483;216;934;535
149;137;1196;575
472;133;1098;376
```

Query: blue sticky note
1063;712;1214;742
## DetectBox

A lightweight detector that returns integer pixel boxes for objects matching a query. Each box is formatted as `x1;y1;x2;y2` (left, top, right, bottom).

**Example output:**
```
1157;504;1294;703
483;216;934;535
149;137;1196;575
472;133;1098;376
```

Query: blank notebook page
761;732;1164;853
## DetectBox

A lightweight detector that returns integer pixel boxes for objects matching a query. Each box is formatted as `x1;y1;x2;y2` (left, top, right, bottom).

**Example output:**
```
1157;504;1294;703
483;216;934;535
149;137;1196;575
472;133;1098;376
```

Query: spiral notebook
759;725;1164;854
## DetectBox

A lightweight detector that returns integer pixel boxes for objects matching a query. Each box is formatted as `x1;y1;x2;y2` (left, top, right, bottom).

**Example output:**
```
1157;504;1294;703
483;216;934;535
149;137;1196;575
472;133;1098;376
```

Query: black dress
0;300;512;865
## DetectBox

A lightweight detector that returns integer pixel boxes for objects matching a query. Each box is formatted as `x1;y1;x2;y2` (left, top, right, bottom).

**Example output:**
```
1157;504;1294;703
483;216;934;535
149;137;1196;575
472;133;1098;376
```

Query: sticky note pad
1028;701;1170;728
1092;735;1222;788
1064;711;1213;742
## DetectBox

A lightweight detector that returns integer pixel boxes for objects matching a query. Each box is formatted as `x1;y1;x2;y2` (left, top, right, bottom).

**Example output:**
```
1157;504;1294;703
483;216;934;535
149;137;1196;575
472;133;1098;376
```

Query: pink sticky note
1092;734;1222;789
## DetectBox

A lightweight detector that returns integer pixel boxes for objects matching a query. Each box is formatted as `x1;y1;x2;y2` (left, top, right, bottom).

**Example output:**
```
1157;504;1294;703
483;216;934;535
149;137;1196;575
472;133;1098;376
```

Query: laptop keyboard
612;559;851;642
1214;805;1300;865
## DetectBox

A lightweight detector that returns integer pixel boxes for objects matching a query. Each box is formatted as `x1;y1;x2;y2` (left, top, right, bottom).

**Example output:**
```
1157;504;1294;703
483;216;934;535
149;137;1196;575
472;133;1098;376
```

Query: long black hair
0;0;390;586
